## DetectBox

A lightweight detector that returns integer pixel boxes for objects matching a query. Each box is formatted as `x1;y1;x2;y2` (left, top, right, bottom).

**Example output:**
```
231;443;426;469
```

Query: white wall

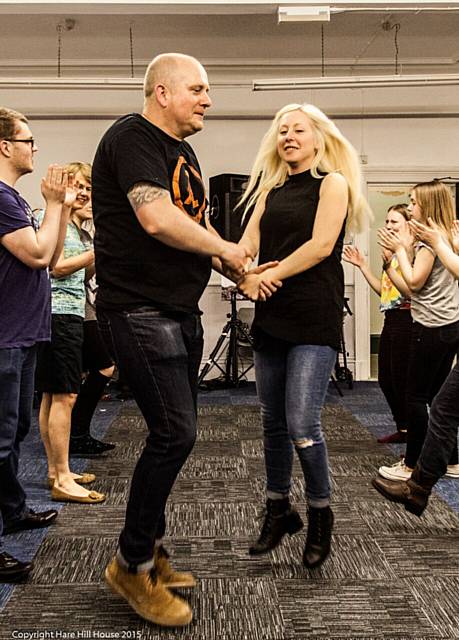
12;107;459;380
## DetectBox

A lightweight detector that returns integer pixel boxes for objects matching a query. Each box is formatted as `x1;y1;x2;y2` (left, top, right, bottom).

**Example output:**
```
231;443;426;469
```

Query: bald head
144;53;205;99
142;52;211;140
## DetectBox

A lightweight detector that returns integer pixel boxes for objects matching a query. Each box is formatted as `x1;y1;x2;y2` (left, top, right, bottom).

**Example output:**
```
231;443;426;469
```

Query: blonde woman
378;180;459;481
36;162;105;503
237;103;370;568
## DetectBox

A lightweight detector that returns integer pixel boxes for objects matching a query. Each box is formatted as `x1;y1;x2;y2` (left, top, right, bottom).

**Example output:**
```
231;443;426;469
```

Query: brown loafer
51;487;106;504
47;473;96;489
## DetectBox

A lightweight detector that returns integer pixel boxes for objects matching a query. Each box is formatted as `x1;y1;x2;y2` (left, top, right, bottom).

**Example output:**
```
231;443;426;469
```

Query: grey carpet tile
357;498;459;537
2;395;459;639
195;424;240;441
45;506;126;537
0;581;285;640
329;455;403;477
327;441;385;456
407;576;459;639
171;479;258;504
267;534;398;582
374;535;459;578
189;441;242;457
275;579;438;639
330;477;384;503
323;422;377;442
164;502;260;538
179;455;249;480
27;536;118;584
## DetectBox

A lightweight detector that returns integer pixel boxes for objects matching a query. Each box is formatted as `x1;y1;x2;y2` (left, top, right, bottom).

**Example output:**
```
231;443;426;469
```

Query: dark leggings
378;309;412;431
405;320;459;469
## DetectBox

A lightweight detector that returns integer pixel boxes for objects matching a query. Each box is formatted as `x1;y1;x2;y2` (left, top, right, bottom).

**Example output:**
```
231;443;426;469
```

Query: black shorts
82;319;113;371
36;314;84;394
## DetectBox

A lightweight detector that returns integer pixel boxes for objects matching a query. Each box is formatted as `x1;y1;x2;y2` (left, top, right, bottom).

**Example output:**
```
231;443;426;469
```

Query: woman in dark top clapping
237;103;370;568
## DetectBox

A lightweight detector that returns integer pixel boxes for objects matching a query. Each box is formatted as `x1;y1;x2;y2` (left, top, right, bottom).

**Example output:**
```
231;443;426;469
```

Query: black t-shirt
254;170;345;350
92;113;211;313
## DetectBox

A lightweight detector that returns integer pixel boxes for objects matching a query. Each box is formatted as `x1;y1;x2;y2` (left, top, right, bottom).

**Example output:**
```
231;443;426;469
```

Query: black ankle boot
249;498;303;556
303;505;334;569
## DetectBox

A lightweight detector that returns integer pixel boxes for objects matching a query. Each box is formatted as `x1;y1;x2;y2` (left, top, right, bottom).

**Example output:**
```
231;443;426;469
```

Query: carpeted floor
0;383;458;639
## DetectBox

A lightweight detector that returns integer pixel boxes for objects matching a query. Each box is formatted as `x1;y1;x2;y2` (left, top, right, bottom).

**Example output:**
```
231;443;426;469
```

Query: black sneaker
69;434;116;456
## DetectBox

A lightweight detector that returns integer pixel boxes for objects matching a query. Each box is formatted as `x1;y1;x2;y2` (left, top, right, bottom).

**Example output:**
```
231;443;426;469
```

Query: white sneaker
378;459;413;481
445;464;459;479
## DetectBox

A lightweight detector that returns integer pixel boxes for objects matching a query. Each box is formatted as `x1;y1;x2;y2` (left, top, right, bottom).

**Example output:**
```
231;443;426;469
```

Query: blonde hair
412;180;455;243
388;203;410;221
239;103;371;233
64;161;91;183
0;107;27;140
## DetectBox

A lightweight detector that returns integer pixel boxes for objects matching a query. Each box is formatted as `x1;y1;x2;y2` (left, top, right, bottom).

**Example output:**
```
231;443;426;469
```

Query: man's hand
41;165;68;206
220;242;252;279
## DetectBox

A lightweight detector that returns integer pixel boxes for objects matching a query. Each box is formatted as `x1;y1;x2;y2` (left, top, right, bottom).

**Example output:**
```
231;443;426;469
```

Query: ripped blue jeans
255;341;336;508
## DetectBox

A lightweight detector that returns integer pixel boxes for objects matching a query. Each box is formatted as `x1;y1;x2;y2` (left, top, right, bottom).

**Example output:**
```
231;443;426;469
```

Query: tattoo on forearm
128;182;168;211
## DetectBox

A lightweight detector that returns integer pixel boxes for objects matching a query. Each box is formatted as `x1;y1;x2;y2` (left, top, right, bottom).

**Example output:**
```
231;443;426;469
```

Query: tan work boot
105;557;192;626
154;545;196;589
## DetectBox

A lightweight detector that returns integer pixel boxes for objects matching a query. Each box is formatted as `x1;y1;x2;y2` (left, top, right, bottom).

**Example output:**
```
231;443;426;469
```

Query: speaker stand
198;289;253;389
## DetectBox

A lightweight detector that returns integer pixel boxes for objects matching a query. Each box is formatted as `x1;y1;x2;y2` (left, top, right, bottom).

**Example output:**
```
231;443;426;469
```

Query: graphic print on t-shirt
172;155;206;223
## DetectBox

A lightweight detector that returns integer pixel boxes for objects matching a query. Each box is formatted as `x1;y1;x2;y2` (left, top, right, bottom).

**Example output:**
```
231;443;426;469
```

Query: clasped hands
377;224;414;254
222;258;282;302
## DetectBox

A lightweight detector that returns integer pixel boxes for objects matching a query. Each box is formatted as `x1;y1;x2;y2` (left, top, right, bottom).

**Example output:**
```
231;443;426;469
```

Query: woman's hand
342;245;366;268
237;266;282;302
63;173;77;209
237;272;264;301
381;247;392;264
377;227;403;252
451;220;459;253
409;217;443;250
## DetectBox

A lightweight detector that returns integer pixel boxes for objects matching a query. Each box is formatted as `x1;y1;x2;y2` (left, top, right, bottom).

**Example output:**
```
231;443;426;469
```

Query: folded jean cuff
116;549;155;574
308;498;330;509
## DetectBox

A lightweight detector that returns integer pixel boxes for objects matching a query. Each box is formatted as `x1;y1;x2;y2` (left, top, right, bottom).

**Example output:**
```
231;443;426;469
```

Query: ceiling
0;1;458;81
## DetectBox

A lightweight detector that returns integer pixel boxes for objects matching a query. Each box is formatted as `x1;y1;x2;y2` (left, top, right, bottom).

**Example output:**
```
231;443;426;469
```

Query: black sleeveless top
253;170;345;350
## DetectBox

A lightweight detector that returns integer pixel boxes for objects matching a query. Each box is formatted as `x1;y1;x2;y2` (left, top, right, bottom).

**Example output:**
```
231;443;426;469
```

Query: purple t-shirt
0;180;51;348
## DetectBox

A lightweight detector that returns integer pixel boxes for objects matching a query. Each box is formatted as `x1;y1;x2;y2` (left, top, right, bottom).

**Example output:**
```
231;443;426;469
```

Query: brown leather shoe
371;476;428;516
154;546;196;589
105;557;192;626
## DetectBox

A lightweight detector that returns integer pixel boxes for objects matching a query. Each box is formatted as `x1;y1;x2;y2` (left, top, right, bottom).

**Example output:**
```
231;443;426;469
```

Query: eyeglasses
4;138;35;147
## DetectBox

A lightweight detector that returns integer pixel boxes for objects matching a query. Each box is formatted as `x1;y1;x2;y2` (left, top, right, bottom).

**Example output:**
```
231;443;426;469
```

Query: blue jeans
417;361;459;481
0;345;37;538
97;307;203;570
254;341;336;508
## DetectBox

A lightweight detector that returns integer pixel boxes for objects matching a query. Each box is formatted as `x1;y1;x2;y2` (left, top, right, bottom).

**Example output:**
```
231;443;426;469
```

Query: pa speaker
209;173;249;242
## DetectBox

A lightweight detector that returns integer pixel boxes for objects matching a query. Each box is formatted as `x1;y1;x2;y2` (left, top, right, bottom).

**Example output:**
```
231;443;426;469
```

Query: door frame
353;166;459;380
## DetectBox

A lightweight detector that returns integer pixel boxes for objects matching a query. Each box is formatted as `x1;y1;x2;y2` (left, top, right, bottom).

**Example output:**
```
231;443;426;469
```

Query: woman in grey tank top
377;180;459;482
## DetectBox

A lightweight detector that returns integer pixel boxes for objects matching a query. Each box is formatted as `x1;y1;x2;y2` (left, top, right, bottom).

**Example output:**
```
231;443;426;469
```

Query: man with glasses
0;107;69;582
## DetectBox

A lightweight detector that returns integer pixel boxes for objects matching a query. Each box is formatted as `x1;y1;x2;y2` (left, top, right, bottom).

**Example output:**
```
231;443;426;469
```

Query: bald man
92;53;249;626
